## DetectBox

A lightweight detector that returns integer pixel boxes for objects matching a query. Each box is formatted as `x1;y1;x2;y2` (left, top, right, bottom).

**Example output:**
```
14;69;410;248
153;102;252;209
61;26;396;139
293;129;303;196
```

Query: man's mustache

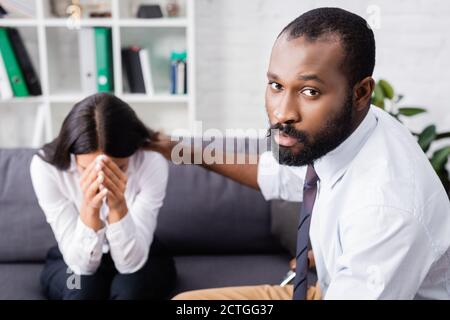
267;123;308;143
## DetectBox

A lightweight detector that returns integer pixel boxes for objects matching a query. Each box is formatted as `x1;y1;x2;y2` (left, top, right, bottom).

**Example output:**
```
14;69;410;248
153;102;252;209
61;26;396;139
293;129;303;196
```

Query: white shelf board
0;96;44;104
44;18;113;27
37;18;187;28
47;93;189;104
118;18;188;28
119;93;189;103
0;19;39;27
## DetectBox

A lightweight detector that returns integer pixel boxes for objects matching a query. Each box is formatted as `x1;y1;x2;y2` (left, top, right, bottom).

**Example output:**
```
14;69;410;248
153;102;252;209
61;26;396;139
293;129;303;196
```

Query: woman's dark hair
39;92;155;170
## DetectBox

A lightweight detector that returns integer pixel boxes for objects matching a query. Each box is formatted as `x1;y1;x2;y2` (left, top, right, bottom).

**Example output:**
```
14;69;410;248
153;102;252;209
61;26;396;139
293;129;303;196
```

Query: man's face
265;34;355;166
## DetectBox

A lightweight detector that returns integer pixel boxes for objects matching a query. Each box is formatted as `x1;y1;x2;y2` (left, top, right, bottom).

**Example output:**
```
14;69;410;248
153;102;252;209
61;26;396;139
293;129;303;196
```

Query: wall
195;0;450;143
1;0;449;149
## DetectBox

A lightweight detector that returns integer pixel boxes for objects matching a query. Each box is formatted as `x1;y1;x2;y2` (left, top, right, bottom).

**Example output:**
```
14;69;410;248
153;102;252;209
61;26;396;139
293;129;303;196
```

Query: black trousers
40;238;176;300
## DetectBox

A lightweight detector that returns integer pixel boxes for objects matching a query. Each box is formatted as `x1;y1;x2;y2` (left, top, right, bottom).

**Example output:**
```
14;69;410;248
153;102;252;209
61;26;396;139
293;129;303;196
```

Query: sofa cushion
0;149;56;262
156;163;283;255
0;254;290;300
172;254;290;296
0;263;45;300
270;200;301;257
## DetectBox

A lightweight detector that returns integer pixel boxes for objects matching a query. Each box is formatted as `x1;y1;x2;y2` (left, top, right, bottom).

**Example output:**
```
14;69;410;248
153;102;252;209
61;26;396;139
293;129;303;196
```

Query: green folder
94;27;114;92
0;28;29;97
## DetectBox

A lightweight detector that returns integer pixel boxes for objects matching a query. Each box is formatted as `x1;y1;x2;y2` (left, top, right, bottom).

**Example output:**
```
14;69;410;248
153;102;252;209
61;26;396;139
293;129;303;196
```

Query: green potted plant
371;79;450;196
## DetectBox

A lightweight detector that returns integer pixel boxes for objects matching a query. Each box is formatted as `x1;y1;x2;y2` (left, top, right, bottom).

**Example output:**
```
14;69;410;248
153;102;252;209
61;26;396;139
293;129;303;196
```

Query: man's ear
353;77;375;111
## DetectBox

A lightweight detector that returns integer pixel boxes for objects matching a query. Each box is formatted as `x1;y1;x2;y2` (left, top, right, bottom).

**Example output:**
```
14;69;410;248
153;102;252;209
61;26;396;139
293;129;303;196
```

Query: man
148;7;450;299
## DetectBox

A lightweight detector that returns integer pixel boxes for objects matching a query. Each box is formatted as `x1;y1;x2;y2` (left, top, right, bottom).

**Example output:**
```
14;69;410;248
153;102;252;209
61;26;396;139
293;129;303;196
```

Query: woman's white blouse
30;150;169;275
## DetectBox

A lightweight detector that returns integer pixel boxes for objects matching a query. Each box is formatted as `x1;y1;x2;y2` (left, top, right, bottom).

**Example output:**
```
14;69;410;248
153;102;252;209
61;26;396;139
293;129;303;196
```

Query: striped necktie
293;164;319;300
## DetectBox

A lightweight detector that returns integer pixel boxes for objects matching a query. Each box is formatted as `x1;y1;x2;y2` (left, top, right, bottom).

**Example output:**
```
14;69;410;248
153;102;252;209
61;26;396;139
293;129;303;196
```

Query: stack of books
0;27;42;100
78;27;114;94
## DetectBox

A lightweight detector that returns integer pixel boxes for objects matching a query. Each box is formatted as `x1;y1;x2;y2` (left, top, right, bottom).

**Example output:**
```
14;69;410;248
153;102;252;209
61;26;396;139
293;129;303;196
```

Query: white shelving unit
0;0;196;147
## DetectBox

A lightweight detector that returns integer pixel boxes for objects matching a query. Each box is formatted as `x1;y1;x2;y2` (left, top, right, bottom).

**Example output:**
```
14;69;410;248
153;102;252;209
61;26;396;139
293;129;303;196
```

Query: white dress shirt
258;105;450;299
30;150;168;275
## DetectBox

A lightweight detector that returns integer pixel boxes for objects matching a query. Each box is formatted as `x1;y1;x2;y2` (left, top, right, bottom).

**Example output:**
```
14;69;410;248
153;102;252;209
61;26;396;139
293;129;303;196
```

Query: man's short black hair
279;7;376;89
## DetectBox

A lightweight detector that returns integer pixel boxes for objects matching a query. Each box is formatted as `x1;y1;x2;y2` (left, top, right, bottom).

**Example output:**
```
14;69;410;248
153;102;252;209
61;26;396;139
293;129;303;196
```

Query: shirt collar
313;105;378;187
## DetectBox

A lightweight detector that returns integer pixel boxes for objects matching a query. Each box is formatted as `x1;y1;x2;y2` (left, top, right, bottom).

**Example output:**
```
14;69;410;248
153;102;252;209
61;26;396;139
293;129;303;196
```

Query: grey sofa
0;148;290;299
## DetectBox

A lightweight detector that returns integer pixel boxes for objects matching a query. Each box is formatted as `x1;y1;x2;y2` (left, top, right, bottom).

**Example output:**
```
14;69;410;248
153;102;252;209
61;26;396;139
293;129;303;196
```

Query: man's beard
267;92;354;166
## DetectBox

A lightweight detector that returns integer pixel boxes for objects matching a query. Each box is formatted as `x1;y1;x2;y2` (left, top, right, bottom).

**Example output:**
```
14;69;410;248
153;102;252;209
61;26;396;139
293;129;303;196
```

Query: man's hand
144;131;260;190
289;250;316;272
97;156;129;224
289;258;296;271
143;131;176;161
79;156;107;231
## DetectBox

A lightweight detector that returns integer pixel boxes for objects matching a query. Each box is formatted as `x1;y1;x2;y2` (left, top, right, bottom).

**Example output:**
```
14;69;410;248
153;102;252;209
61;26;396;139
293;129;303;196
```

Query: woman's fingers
91;187;108;208
101;164;126;192
100;174;122;199
79;158;97;182
81;166;99;193
80;161;96;191
85;172;103;201
102;157;127;184
80;157;104;192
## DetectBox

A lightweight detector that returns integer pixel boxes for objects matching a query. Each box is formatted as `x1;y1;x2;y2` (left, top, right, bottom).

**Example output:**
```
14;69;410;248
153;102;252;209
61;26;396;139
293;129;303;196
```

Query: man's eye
302;88;319;97
269;82;282;91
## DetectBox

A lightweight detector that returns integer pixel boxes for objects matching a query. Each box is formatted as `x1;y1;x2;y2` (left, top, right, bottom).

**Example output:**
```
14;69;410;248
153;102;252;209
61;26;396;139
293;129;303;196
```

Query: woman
30;93;176;300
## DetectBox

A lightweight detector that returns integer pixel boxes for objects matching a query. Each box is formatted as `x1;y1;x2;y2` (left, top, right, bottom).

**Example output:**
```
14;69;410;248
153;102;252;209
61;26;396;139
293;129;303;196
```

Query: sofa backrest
155;162;281;255
0;149;56;262
0;147;283;262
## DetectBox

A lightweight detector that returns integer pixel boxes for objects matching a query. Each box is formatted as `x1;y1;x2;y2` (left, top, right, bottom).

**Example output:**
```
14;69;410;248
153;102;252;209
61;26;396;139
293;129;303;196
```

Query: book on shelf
122;46;146;94
139;48;155;95
94;27;114;92
78;28;97;94
7;28;42;96
0;52;13;100
176;58;185;95
0;27;29;97
170;50;187;95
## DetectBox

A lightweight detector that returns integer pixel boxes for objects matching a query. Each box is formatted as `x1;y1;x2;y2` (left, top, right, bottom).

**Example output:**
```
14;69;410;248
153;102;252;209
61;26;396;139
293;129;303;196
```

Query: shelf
120;94;189;103
47;93;188;104
44;18;113;27
0;0;195;147
0;19;39;27
0;18;188;28
0;96;44;104
119;18;188;28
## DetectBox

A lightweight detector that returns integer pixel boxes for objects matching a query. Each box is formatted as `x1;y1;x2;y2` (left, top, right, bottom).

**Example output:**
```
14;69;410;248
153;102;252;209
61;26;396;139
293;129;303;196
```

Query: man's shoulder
347;109;447;216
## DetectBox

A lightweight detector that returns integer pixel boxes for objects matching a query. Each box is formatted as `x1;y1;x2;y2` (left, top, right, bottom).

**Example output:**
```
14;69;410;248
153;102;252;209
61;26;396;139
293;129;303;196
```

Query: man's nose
273;92;301;124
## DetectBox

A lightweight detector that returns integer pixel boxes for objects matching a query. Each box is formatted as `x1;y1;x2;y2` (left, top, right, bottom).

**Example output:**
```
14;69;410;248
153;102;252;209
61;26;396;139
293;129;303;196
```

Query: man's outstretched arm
144;132;260;190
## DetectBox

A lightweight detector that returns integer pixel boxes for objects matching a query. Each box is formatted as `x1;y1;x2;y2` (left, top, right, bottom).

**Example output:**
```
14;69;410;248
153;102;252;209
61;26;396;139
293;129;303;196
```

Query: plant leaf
379;79;394;99
436;132;450;140
372;83;385;109
418;125;437;152
398;107;427;117
431;147;450;172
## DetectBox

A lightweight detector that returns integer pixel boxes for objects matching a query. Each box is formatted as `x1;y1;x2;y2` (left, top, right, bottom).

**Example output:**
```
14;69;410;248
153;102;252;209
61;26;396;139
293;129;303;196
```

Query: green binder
94;27;114;92
0;28;29;97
